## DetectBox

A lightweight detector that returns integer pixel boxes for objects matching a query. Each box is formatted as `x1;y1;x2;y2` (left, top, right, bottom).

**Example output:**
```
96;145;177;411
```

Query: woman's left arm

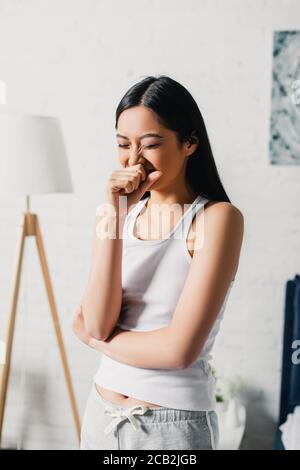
72;308;182;369
72;202;244;369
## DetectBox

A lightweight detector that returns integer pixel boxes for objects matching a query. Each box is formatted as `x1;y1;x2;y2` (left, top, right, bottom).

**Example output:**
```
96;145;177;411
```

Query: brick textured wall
0;0;300;450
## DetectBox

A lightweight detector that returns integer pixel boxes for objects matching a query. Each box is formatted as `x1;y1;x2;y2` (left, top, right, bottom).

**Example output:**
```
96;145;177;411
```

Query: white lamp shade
0;112;73;195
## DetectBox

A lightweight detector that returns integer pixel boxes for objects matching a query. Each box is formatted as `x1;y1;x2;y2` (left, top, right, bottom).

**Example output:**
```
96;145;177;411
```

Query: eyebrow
116;132;164;141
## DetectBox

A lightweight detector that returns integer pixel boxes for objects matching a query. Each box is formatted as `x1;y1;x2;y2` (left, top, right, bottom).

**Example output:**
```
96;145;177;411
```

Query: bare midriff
95;383;162;408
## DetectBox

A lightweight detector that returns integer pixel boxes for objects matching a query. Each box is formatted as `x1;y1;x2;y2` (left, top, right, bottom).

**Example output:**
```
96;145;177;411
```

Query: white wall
0;0;299;450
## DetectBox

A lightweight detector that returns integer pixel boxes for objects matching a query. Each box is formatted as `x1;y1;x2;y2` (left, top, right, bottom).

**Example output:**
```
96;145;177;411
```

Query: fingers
136;170;163;196
108;163;147;195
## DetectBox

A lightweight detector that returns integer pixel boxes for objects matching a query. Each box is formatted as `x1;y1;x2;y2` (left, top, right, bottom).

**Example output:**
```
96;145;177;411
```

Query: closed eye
117;144;160;149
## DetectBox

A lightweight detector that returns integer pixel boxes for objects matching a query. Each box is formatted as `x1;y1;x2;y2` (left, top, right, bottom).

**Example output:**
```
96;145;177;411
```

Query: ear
185;131;199;158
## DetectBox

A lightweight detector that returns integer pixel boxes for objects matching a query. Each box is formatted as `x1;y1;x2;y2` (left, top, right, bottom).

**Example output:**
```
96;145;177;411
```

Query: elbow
85;323;110;341
80;303;110;341
178;356;192;369
174;358;190;370
168;329;192;369
86;327;108;342
175;347;199;369
72;303;110;341
180;348;206;369
172;350;191;370
174;336;206;369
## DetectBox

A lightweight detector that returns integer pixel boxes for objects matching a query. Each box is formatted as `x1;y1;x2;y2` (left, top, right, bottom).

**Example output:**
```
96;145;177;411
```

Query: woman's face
116;105;195;190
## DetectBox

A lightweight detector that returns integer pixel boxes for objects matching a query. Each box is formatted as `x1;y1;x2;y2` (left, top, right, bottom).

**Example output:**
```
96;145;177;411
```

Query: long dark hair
115;75;231;203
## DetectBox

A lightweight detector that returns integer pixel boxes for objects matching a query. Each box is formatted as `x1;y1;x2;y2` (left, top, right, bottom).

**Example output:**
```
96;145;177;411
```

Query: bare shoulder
190;200;244;283
204;200;244;220
188;200;244;263
202;200;244;239
191;200;244;234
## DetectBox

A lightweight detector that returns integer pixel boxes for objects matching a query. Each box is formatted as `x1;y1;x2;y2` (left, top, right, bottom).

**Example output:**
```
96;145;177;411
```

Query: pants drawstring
103;404;150;435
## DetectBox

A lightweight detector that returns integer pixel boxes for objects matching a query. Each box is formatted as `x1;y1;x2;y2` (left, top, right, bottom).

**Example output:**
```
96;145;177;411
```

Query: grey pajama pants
79;382;219;450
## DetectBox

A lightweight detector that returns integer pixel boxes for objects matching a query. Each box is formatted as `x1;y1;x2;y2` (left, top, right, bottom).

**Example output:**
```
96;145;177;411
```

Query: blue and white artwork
269;31;300;165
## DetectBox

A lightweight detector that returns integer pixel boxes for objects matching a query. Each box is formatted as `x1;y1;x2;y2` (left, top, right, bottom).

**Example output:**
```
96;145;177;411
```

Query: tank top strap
124;196;149;240
124;195;209;242
173;195;209;240
127;197;148;219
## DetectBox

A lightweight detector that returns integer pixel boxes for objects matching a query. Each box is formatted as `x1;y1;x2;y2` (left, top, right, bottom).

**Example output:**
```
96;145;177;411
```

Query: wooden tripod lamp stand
0;112;81;448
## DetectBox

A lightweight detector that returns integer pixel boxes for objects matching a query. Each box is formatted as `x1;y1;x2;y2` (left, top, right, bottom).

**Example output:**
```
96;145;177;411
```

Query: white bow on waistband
103;404;150;435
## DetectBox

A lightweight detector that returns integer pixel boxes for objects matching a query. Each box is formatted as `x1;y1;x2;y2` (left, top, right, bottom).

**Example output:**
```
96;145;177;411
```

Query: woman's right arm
79;163;162;341
80;206;125;341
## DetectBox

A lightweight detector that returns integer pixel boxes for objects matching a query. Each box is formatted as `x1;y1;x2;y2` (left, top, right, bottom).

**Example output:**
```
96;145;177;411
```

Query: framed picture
269;31;300;165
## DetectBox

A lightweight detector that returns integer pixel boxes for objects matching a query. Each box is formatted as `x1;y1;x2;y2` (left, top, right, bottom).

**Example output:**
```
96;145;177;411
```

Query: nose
128;145;145;167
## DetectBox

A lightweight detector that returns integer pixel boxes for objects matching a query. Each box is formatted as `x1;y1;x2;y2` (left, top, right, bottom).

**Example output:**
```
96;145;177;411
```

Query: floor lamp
0;112;81;448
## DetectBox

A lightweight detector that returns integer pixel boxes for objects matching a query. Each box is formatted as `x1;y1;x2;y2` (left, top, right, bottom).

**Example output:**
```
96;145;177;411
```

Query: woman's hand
106;162;163;213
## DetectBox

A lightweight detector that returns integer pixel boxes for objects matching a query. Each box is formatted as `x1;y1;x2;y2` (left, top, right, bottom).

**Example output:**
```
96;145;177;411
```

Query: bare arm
79;164;162;341
80;209;125;341
89;326;185;369
168;201;244;367
73;201;244;369
72;306;186;369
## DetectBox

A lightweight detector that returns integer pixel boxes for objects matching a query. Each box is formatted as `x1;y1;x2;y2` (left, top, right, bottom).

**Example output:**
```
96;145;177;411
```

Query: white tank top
93;194;234;410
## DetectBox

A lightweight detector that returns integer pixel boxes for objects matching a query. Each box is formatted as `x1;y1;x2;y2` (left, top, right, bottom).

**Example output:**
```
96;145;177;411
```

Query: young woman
72;75;244;450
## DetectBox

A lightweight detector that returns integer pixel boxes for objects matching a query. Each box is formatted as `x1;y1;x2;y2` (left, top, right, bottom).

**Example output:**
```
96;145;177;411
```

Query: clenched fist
106;159;163;212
